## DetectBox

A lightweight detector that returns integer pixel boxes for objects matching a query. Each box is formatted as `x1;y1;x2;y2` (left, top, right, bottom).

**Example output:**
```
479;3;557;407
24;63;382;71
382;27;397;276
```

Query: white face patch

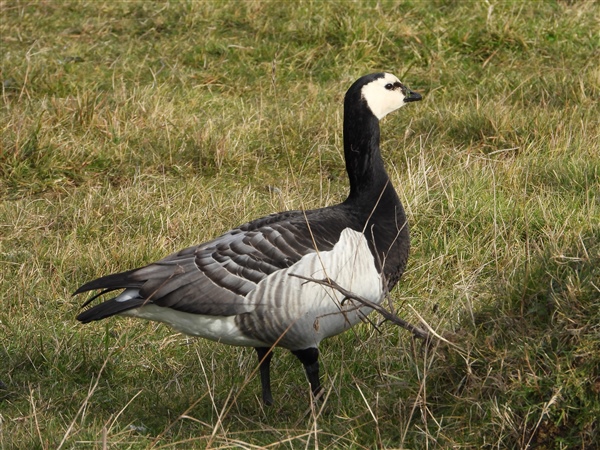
361;73;407;120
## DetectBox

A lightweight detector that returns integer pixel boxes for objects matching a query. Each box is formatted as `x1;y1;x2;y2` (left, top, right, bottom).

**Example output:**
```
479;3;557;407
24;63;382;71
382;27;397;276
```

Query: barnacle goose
75;73;422;405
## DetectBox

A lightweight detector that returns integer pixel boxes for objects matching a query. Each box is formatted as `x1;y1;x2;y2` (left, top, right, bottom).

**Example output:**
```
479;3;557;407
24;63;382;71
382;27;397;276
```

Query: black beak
403;88;422;103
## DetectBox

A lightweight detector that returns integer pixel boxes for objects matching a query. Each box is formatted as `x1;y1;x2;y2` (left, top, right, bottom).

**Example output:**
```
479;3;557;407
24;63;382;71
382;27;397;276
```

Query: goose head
342;73;422;199
346;72;422;120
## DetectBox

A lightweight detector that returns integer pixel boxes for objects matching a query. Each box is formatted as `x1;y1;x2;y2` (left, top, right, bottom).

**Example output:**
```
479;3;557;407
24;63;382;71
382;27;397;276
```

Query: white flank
245;228;384;349
361;73;406;120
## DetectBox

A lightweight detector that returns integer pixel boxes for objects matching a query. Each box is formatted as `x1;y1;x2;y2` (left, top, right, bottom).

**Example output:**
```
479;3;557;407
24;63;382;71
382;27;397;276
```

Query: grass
1;0;599;448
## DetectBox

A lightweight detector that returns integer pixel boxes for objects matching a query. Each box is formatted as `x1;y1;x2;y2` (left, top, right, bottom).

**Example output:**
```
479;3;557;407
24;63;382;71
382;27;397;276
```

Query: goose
75;72;422;405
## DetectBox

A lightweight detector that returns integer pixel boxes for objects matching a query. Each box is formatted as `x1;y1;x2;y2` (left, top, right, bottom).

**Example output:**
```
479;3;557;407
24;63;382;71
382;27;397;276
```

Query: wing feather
75;209;350;318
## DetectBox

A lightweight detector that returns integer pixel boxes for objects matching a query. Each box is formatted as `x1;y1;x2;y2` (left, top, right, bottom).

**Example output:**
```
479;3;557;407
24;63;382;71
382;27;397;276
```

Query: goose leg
292;347;323;400
255;347;274;405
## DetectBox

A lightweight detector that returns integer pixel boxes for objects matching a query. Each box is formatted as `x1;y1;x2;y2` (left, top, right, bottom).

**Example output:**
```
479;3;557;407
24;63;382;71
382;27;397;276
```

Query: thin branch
289;274;430;341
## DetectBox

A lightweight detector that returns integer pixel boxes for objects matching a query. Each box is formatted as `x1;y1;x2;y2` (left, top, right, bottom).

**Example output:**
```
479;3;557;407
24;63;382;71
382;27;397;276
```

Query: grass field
1;1;599;448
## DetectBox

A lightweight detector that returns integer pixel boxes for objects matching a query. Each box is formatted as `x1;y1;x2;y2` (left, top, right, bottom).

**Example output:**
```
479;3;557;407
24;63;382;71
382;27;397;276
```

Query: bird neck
343;107;390;203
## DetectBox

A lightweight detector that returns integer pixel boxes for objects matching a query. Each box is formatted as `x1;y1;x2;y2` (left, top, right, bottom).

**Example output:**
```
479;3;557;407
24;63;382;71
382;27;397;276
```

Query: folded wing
75;210;342;320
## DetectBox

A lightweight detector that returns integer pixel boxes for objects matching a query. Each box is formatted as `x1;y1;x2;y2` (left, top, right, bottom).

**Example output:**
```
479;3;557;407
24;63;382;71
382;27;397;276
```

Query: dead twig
289;273;430;341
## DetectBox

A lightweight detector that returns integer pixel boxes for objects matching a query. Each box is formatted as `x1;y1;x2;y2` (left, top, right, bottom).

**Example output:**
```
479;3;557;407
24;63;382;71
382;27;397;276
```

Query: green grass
1;0;599;448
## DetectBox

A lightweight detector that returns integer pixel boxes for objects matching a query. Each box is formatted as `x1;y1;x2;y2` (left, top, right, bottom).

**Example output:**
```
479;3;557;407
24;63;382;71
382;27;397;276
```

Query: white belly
122;305;268;347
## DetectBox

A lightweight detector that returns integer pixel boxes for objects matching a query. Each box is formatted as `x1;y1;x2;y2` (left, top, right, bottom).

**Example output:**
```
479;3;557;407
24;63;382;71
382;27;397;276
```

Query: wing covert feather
77;209;349;317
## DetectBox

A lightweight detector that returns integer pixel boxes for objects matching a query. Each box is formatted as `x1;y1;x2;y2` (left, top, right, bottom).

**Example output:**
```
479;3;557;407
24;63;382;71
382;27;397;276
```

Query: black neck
343;101;390;203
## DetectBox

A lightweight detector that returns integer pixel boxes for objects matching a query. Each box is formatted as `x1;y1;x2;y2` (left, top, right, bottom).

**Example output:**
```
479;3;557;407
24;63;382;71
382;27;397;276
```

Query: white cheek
362;86;405;119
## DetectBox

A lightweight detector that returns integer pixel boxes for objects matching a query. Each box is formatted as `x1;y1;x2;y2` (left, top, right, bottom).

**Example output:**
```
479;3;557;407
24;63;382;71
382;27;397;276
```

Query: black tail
76;297;147;323
74;267;147;322
73;268;143;297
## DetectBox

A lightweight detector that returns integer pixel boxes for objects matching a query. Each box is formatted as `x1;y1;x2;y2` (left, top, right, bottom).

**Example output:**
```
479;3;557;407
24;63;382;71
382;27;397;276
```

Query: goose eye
385;83;394;90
